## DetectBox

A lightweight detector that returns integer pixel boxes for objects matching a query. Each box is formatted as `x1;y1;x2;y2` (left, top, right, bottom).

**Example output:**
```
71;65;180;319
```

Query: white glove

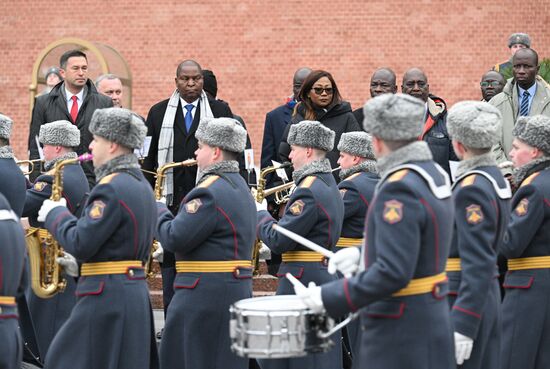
327;247;360;277
56;252;79;277
152;242;164;263
291;278;325;314
38;198;67;222
157;197;167;205
256;199;267;212
259;242;271;260
454;331;474;365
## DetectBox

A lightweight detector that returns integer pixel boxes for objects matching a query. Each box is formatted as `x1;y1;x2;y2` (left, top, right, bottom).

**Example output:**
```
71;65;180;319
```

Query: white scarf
158;89;213;204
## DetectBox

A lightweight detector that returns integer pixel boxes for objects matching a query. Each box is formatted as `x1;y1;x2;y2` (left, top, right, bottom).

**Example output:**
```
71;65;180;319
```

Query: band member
0;193;27;369
37;108;158;369
22;120;89;357
155;117;255;369
294;94;455;369
500;115;550;369
257;120;344;369
0;113;26;216
334;131;378;359
446;101;511;368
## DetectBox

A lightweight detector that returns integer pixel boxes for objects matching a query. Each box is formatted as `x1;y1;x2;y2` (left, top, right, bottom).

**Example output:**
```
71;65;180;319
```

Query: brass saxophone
144;159;197;279
26;153;93;298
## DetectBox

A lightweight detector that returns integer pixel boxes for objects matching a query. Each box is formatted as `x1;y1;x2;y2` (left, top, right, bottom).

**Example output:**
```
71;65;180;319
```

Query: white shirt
65;87;85;114
518;82;537;115
180;98;199;121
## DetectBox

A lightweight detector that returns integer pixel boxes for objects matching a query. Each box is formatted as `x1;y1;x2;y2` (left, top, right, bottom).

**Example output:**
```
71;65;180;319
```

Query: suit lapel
55;89;73;122
532;81;550;114
174;100;187;137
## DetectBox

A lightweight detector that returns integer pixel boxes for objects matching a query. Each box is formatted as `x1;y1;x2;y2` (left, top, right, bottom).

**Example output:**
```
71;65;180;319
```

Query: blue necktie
519;90;530;116
184;104;194;132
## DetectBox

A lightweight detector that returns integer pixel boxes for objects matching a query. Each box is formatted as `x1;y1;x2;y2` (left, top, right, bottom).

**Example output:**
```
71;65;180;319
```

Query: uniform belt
445;258;461;272
336;237;363;248
282;251;325;262
81;260;142;276
508;256;550;270
0;296;15;305
175;260;252;273
392;272;447;297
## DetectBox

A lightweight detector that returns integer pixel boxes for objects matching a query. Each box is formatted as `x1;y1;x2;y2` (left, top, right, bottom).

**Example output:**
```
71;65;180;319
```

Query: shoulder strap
379;163;451;199
453;170;512;199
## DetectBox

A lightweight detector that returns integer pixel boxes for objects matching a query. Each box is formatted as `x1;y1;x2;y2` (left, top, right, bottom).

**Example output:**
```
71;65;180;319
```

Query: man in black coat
28;50;113;187
142;60;233;320
352;68;397;126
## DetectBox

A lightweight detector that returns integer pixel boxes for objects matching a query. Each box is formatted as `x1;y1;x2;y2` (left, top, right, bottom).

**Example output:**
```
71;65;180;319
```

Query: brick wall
1;0;549;162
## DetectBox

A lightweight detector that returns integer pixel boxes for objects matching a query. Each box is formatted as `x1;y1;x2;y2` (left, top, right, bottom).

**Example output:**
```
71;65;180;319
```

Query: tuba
144;159;197;279
26;153;93;298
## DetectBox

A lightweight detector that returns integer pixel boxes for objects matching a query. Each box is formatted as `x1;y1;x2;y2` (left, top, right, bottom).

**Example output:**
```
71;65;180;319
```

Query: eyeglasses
311;87;334;95
480;81;502;88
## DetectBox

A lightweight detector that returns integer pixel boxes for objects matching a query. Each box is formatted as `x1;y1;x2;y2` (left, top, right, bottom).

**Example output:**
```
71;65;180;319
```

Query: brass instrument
26;153;93;298
16;159;44;175
144;159;197;279
251;162;292;275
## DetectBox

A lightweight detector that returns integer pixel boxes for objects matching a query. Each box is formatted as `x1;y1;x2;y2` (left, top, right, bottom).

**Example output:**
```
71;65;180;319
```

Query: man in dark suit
142;60;233;322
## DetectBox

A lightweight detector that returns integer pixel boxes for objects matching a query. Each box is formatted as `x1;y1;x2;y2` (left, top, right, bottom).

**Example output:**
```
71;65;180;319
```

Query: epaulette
299;176;316;188
198;175;219;188
521;172;540;188
346;172;361;181
388;169;408;183
99;173;119;185
460;174;476;187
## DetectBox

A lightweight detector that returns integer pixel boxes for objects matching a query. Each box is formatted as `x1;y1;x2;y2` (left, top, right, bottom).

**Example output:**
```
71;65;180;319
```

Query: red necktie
70;95;78;123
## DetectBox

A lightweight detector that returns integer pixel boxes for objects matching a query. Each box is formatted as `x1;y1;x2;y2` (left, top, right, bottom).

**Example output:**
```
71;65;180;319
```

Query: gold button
235;269;240;276
128;269;135;277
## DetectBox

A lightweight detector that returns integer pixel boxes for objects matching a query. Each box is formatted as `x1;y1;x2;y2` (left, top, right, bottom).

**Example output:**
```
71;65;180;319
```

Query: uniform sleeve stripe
344;278;358;312
453;305;481;319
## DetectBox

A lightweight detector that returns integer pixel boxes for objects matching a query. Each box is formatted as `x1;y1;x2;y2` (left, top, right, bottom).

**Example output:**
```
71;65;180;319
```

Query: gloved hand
289;276;325;314
327;247;361;278
259;242;271;260
256;199;267;212
157;197;167;205
152;242;164;263
38;198;67;222
454;331;474;365
56;252;79;277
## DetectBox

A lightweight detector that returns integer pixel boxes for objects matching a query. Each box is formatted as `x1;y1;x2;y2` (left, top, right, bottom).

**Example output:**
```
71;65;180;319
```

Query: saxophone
26;153;93;298
144;159;197;279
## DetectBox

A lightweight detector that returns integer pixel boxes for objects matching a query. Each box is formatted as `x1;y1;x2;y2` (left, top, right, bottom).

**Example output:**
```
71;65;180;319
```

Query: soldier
0;192;27;369
22;120;89;357
37;108;158;369
334;131;378;360
500;115;550;369
446;101;512;368
293;94;455;369
0;113;26;216
155;117;255;369
257;120;344;369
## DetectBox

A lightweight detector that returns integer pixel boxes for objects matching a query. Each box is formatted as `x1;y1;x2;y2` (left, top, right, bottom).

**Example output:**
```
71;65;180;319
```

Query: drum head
233;295;308;311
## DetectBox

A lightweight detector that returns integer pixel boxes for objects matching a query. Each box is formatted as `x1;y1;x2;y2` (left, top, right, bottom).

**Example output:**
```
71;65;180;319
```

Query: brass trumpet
16;159;44;175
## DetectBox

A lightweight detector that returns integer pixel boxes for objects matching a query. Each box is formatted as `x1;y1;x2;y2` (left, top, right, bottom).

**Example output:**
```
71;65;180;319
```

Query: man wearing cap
37;108;158;369
500;115;550;369
22;120;89;357
490;48;550;168
293;94;455;369
256;120;344;369
155;117;255;369
0;113;26;216
0;192;27;369
494;33;531;73
41;67;63;95
352;68;398;126
446;101;511;368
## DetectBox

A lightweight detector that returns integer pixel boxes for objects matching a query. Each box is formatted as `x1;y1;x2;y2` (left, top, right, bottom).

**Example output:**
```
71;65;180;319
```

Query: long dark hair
297;70;342;120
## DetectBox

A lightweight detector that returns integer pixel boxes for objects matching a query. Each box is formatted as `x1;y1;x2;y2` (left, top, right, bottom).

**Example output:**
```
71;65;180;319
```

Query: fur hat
363;93;425;140
39;120;80;147
508;33;531;48
195;117;247;153
287;120;335;152
0;113;13;140
447;101;502;149
89;108;146;150
513;115;550;155
337;131;375;159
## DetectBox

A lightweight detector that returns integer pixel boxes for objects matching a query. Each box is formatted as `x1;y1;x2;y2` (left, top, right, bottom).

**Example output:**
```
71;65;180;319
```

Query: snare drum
229;295;334;358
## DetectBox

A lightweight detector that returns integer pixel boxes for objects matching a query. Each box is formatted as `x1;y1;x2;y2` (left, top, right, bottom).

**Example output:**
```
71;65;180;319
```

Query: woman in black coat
278;70;361;181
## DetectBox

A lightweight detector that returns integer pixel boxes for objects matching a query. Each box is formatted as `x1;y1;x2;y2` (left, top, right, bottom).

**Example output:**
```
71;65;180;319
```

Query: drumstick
285;272;305;289
273;225;334;258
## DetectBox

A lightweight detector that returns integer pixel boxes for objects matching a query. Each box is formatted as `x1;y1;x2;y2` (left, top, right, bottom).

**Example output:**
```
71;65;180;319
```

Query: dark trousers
161;251;176;317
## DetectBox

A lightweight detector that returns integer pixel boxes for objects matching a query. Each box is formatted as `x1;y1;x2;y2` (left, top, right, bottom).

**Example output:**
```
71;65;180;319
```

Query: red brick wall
2;1;549;162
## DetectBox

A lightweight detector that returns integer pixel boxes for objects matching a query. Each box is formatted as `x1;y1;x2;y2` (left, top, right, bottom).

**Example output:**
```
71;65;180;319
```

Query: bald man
352;68;397;127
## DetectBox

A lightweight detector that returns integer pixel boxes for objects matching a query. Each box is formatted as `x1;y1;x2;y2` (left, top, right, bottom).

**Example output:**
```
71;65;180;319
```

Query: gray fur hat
0;113;13;140
363;93;425;140
287;120;335;152
337;131;375;159
39;120;80;147
508;33;531;48
447;101;502;149
89;108;146;149
195;117;247;153
513;115;550;154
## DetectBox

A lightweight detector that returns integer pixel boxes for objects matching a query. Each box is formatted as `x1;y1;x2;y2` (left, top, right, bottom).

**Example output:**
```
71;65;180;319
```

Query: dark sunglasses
311;87;334;95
